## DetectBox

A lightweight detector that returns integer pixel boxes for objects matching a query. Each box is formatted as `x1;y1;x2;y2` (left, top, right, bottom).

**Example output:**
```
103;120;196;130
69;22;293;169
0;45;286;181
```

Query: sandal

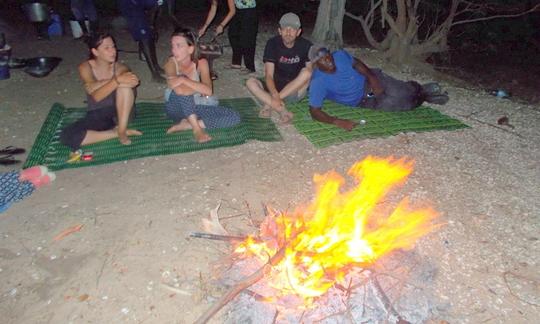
0;146;25;155
0;154;20;165
258;106;272;118
211;71;218;80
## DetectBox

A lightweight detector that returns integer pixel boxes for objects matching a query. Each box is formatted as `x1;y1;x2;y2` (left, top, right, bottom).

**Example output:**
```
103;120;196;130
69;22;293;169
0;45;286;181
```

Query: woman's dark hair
170;27;199;63
87;32;116;59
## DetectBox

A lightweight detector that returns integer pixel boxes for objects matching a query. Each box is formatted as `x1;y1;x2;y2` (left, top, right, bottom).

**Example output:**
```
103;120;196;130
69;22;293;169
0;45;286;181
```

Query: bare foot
127;129;143;136
118;134;132;145
166;120;192;134
118;129;142;145
258;105;272;118
279;110;294;124
193;129;212;143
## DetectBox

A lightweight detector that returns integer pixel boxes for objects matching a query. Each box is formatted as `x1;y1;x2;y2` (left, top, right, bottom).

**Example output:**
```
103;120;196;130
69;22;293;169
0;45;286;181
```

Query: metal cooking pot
24;56;62;78
23;3;51;23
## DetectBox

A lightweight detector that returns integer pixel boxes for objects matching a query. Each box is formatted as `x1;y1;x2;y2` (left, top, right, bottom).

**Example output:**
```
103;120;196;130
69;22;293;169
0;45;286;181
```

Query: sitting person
164;27;240;143
246;12;312;123
308;45;449;131
60;32;142;162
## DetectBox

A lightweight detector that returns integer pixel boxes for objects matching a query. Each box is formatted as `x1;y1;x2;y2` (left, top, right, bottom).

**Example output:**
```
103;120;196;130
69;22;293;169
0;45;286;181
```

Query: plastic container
0;45;11;80
48;14;63;36
69;20;90;39
23;3;50;23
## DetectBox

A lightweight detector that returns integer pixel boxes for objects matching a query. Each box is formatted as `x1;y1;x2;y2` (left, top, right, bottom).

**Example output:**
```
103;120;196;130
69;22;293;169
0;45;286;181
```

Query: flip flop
0;146;25;155
0;155;20;165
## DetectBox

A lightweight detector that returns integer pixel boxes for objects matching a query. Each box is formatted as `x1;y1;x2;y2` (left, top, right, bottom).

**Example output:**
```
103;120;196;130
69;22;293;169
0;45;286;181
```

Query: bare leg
81;129;118;146
80;128;142;146
246;77;274;109
115;87;140;145
167;117;210;143
186;114;211;143
278;67;312;100
166;119;192;134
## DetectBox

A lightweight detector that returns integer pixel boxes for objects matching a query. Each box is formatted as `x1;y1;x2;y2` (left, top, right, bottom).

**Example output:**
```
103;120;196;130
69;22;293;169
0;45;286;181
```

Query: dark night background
1;0;539;104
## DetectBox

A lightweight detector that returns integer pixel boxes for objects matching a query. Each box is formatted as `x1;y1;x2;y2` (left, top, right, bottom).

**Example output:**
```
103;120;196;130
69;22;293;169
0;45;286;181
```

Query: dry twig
193;246;287;324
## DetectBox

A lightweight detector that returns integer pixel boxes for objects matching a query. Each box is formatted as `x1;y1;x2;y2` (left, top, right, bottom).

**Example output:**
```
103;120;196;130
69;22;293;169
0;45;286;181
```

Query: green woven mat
288;100;468;148
24;98;281;171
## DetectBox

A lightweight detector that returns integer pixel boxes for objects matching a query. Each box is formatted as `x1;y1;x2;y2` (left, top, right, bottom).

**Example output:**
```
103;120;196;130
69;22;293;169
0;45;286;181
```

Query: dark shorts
60;106;117;151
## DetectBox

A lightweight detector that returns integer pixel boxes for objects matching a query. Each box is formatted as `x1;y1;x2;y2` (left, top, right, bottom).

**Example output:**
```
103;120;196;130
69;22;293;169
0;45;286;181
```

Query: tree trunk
311;0;347;49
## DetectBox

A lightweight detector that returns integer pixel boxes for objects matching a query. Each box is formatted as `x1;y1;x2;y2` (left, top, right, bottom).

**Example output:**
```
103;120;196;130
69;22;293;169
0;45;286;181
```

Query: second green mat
24;98;282;171
288;100;468;148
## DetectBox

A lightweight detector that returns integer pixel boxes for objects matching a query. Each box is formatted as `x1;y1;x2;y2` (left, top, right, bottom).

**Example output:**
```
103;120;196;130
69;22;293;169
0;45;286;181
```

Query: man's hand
309;107;356;131
270;95;284;111
333;118;357;131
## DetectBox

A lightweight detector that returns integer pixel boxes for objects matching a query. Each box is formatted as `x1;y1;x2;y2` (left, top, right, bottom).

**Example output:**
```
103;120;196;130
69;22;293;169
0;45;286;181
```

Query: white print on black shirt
279;55;300;64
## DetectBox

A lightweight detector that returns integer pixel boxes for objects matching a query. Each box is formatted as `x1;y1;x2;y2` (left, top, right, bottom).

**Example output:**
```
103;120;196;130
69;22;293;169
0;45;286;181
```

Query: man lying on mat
308;45;449;131
60;32;142;162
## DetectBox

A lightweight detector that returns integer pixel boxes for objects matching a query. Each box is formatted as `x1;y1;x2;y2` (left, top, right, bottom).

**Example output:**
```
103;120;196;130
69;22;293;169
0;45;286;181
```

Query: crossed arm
79;62;139;103
165;57;213;97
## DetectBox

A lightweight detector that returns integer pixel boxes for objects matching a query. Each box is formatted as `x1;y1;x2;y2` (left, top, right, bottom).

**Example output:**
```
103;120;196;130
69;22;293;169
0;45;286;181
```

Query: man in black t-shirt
246;12;312;123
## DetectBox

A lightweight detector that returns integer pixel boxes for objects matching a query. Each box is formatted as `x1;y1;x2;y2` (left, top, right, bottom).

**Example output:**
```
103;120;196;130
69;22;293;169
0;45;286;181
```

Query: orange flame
234;156;439;303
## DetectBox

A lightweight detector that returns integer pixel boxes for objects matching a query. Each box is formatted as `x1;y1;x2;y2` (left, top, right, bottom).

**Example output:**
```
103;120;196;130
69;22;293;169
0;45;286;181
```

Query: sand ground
0;15;539;324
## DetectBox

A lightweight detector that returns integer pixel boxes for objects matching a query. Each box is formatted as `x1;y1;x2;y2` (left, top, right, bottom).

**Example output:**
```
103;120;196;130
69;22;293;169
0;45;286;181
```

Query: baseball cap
279;12;301;29
308;44;330;63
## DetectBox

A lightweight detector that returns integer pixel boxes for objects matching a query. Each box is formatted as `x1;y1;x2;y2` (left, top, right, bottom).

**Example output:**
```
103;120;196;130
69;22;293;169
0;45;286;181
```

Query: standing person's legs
83;0;99;35
71;0;89;37
239;8;258;72
228;14;243;68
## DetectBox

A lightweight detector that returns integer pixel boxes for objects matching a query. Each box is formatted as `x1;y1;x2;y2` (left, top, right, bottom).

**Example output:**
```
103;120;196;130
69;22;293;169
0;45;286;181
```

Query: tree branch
452;3;540;26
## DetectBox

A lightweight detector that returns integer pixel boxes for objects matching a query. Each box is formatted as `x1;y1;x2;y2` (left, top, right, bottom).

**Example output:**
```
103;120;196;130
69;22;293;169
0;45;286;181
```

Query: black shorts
59;106;117;151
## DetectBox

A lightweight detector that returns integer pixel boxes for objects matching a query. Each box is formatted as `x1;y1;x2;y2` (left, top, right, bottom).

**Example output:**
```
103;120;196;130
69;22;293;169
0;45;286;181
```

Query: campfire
194;156;440;323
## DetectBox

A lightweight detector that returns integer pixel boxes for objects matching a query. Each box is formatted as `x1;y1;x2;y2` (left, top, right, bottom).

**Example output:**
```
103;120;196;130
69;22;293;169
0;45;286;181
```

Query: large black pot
23;57;62;77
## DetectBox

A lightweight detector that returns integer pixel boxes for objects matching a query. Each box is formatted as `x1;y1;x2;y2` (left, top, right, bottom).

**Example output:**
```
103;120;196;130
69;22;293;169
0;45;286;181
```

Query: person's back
309;50;366;108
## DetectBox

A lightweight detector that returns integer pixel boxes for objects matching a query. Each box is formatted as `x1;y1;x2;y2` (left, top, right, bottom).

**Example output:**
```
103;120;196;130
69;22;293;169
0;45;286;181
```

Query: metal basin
23;57;62;77
23;3;50;23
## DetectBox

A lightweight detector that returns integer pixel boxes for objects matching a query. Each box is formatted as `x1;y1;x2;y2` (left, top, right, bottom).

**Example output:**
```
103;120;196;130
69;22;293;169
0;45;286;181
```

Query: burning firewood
193;156;440;323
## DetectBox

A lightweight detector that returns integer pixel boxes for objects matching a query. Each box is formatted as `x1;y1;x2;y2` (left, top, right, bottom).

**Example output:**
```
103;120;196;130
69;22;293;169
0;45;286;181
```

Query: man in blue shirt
308;45;448;130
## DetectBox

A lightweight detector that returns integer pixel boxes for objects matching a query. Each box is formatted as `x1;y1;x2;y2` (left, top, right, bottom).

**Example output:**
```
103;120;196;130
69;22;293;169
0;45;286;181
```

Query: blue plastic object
48;14;63;36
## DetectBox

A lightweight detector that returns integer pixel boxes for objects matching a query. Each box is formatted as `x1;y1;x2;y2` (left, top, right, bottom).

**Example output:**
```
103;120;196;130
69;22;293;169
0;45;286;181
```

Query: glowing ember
234;156;439;304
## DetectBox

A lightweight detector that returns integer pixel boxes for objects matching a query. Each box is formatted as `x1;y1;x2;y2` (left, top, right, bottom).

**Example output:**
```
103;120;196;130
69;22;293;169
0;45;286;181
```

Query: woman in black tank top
59;33;142;162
